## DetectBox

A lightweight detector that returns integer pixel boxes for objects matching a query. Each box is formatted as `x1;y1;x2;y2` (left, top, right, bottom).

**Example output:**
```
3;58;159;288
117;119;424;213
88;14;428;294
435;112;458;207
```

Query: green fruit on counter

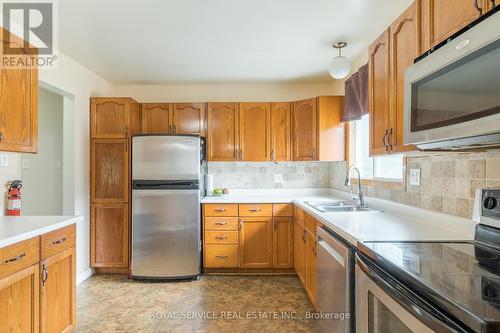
213;188;223;195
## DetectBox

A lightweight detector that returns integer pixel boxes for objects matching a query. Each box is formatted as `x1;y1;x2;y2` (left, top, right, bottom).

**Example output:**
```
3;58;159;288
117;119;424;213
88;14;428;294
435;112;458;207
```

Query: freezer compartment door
131;189;201;278
132;135;200;181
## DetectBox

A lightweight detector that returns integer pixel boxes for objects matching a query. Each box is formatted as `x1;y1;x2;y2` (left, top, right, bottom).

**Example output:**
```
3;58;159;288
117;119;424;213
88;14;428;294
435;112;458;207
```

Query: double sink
305;201;376;213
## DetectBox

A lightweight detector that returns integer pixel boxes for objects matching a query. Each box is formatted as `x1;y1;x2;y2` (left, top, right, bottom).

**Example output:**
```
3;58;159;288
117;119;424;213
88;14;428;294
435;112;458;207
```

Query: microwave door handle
356;255;470;333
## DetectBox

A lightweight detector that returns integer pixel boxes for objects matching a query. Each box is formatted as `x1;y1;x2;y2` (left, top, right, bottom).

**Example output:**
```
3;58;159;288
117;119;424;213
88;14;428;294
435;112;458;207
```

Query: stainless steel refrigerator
131;135;206;279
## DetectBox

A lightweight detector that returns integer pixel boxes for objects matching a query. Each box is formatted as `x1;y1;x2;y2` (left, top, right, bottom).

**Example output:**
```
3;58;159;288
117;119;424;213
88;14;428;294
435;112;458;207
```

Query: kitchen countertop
201;190;474;247
0;215;82;248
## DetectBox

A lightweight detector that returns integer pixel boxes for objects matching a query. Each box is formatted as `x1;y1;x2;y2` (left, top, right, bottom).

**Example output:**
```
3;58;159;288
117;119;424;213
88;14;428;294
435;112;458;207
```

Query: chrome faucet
344;165;365;207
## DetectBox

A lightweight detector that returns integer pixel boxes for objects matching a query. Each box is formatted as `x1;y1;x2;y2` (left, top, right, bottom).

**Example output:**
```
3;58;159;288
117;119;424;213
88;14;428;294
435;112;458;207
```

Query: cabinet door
40;247;76;333
207;103;239;161
368;29;391;156
305;231;317;308
390;3;418;153
239;103;270;161
171;103;206;136
270;103;291;162
292;98;318;161
239;217;273;268
0;264;39;333
419;0;484;50
487;0;499;10
141;103;171;134
0;27;38;153
293;221;306;285
273;217;293;269
91;139;129;203
90;204;129;268
91;98;131;138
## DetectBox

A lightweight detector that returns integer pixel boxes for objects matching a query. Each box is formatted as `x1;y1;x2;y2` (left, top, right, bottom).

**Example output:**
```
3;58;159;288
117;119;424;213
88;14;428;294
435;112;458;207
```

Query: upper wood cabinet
0;27;38;153
239;103;271;161
270;103;291;162
141;103;170;134
40;247;76;333
239;217;273;268
292;98;317;161
369;29;391;156
90;204;129;268
292;96;345;161
91;98;137;138
273;217;293;269
419;0;486;51
389;2;419;153
207;103;239;161
91;139;129;203
171;103;206;136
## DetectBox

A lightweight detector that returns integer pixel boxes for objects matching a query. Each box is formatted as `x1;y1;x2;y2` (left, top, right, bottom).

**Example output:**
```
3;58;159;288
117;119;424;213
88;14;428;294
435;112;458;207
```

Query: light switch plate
409;168;421;186
274;174;283;183
21;159;30;169
0;154;8;167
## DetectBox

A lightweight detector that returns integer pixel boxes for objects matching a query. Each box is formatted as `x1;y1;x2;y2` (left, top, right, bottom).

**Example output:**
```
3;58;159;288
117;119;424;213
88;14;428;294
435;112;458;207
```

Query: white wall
113;82;344;102
21;88;64;215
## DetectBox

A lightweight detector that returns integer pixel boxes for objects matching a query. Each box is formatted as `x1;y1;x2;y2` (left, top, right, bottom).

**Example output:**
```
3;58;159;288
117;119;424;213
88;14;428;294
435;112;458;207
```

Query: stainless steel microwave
404;9;500;150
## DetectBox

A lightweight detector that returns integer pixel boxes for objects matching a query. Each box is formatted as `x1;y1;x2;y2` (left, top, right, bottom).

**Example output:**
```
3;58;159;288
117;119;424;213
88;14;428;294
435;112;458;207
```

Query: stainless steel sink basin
320;206;373;212
305;201;376;213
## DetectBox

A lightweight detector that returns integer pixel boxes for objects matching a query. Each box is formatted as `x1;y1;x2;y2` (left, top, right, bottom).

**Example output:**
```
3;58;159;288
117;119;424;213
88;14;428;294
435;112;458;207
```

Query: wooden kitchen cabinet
91;98;137;138
369;29;391;156
0;27;38;153
487;0;499;10
239;217;273;268
270;103;291;161
389;2;419;153
91;139;129;203
294;219;306;285
141;103;171;134
273;217;294;269
419;0;486;52
239;103;271;161
171;103;206;136
40;247;76;333
292;98;318;161
90;204;129;268
207;103;239;161
305;231;317;308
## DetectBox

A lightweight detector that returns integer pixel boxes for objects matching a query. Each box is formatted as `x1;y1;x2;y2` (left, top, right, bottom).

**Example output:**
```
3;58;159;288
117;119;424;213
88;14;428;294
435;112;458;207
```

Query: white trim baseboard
77;268;94;285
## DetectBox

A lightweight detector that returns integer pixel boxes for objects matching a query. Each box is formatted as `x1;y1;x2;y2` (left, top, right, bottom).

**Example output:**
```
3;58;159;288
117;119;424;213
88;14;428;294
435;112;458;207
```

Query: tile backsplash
208;162;331;189
330;149;500;219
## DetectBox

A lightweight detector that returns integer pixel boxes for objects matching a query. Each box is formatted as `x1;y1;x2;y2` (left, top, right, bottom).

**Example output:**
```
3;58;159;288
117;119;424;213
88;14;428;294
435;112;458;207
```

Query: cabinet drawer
204;231;238;245
239;204;272;217
41;224;76;260
304;213;317;236
204;204;238;217
204;245;239;268
0;237;39;279
294;205;304;222
273;203;293;217
204;217;239;231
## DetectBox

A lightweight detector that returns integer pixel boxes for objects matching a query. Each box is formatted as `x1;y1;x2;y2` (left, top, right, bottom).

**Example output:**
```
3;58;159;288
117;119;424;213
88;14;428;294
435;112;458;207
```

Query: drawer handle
215;222;228;225
4;252;26;264
248;209;262;212
214;236;227;240
52;237;67;245
215;255;228;259
214;209;227;212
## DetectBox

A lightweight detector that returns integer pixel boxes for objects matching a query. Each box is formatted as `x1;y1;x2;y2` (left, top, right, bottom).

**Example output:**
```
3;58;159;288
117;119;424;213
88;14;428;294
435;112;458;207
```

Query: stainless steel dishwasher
317;226;354;333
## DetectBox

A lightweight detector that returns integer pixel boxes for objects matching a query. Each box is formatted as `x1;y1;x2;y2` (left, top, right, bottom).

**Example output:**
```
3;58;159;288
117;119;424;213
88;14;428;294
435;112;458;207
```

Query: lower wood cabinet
239;217;273;268
273;217;294;269
305;231;318;308
90;204;129;268
204;245;239;268
294;218;306;285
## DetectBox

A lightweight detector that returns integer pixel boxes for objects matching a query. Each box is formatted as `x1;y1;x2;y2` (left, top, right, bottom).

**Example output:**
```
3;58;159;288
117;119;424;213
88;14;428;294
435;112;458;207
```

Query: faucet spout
344;165;365;207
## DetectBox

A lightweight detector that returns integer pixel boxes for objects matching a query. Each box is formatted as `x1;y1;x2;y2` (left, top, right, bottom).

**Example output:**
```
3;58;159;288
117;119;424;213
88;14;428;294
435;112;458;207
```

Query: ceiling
58;0;412;85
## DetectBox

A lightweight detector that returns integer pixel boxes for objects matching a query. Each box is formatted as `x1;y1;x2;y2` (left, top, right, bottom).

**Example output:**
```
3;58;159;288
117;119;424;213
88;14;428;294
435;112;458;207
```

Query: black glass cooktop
360;238;500;332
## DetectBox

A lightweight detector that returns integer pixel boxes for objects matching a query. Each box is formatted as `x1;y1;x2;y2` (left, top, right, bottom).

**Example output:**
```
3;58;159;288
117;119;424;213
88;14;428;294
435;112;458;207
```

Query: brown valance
342;63;368;122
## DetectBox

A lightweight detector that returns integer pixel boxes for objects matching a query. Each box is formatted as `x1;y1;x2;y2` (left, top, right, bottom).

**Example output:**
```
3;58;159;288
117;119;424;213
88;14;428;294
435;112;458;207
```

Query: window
349;114;404;181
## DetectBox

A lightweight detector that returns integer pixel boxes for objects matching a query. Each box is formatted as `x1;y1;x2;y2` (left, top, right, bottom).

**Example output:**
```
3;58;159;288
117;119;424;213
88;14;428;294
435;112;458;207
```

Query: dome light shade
329;41;351;80
329;56;351;79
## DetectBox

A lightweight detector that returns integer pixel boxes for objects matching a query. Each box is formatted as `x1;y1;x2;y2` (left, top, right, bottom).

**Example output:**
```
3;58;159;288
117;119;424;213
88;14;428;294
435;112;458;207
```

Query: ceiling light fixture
329;42;351;80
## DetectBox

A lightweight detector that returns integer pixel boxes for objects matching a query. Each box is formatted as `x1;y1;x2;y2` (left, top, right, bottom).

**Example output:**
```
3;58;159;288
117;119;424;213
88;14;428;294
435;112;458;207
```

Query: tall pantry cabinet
90;97;139;271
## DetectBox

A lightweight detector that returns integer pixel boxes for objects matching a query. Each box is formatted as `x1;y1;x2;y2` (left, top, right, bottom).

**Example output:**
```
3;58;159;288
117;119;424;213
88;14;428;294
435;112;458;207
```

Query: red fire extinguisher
7;180;22;216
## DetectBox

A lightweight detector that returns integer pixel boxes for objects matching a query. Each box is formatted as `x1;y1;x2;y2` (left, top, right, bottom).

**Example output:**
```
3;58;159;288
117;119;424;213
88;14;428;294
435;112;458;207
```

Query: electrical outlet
274;174;283;183
409;168;421;186
0;154;8;167
21;159;30;169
